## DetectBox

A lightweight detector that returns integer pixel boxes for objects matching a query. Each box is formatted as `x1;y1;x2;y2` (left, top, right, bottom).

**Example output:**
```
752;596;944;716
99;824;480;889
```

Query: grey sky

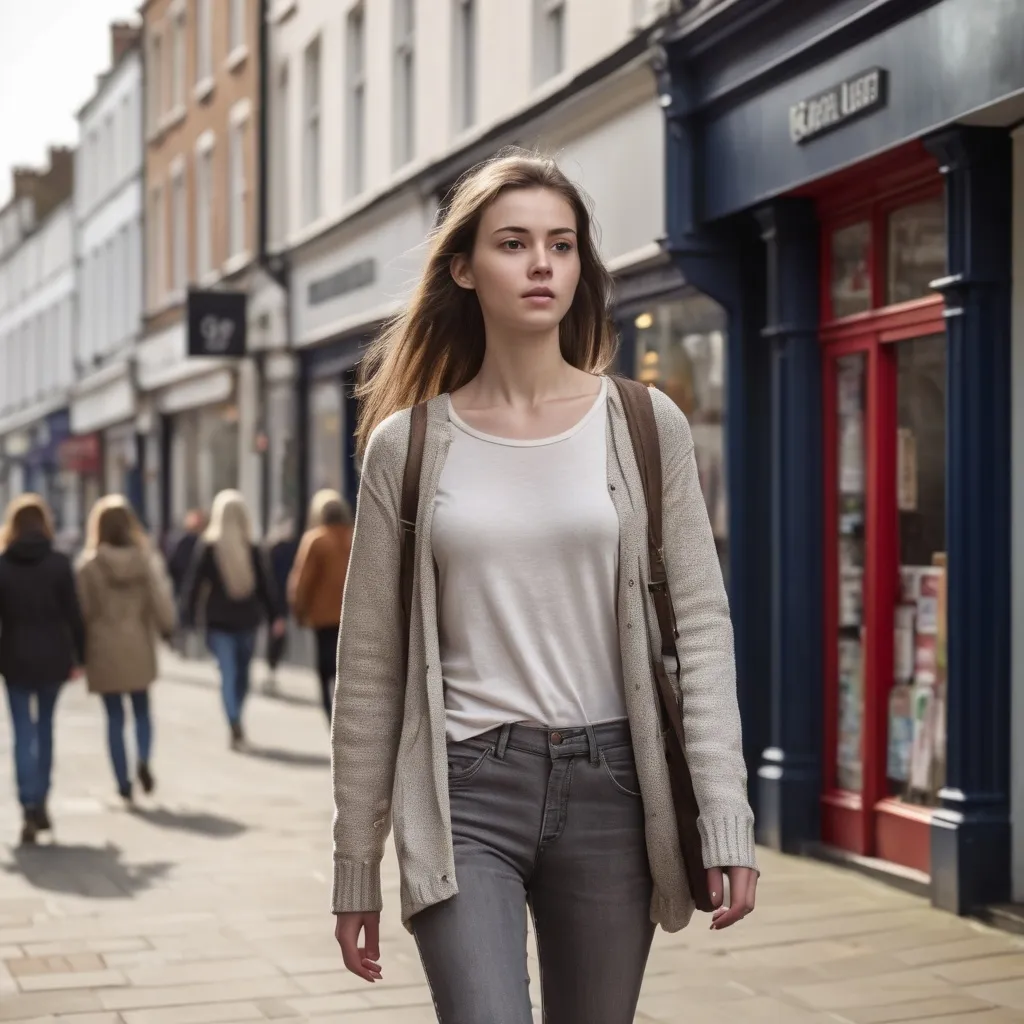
0;0;140;206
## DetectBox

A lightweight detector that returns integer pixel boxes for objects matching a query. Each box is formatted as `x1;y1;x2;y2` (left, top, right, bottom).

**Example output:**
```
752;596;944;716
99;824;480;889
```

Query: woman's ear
450;254;475;291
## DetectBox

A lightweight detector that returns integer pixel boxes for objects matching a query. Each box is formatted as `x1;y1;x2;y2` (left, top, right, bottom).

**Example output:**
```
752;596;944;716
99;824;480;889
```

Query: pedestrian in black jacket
180;490;285;749
0;494;85;845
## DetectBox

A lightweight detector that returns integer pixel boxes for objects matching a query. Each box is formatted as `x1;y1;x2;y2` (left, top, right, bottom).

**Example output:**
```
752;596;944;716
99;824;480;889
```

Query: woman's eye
501;239;525;250
552;241;574;252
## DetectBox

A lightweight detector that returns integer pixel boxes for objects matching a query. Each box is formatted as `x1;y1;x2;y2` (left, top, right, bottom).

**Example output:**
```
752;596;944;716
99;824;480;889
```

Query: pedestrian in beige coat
76;496;176;803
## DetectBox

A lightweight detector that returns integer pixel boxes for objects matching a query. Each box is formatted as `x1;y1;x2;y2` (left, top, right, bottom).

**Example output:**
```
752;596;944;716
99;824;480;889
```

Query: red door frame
804;143;945;874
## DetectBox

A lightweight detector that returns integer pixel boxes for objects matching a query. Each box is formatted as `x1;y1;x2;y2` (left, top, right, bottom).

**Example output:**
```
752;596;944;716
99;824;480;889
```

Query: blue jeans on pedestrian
207;629;256;726
4;683;62;809
101;691;152;790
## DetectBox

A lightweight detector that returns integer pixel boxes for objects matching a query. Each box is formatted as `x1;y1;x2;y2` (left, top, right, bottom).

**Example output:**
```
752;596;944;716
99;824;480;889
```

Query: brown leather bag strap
400;403;428;636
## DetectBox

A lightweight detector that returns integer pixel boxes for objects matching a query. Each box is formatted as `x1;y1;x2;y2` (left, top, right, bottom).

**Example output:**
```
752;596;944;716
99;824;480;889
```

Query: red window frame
801;142;945;874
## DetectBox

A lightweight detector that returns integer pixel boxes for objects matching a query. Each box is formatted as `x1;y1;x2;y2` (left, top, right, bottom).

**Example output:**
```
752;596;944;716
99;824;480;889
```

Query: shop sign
789;68;887;145
58;434;101;475
308;258;376;306
187;288;248;358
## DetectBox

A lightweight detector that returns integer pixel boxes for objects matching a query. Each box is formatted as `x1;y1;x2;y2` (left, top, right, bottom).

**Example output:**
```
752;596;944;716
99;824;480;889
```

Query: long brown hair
355;150;617;454
84;495;147;553
0;494;55;551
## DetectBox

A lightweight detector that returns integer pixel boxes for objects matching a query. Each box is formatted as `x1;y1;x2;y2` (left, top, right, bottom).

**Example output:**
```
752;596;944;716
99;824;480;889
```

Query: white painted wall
268;0;665;254
1011;126;1024;901
0;202;76;421
75;48;144;371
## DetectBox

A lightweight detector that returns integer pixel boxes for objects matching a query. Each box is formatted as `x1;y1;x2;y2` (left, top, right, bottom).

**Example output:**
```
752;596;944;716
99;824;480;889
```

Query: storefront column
754;197;822;852
925;126;1013;913
663;59;772;795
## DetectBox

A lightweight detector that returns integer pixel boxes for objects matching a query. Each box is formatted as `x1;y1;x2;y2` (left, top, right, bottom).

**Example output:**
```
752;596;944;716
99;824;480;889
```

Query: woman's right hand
334;912;382;982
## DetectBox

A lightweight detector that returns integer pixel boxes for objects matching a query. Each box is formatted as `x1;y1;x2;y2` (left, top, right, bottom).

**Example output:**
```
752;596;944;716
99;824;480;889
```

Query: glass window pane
887;197;946;305
634;292;728;579
889;334;947;805
835;353;866;793
309;379;344;497
830;221;871;319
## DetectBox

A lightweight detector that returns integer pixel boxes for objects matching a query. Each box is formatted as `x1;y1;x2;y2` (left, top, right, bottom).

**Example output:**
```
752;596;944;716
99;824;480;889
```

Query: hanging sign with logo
187;288;248;357
790;68;888;145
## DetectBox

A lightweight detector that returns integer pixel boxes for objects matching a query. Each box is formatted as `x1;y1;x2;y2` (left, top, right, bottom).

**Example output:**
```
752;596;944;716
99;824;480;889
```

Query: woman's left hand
706;866;757;930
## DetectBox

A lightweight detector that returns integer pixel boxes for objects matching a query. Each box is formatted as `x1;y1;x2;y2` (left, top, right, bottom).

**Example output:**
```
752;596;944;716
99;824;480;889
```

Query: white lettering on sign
790;69;886;144
200;314;236;354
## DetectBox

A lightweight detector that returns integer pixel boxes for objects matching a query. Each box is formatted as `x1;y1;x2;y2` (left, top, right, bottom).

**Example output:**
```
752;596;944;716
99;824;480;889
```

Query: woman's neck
467;329;582;408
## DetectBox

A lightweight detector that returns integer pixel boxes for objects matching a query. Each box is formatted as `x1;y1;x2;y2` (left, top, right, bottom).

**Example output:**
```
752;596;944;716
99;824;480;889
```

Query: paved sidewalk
1;656;1024;1023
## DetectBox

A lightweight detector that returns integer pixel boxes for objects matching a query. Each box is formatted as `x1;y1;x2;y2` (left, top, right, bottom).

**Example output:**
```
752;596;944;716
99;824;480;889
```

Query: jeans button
550;731;563;745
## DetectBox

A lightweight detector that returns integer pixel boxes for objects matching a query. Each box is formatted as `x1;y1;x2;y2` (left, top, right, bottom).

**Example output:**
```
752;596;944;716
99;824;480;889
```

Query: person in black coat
0;494;85;845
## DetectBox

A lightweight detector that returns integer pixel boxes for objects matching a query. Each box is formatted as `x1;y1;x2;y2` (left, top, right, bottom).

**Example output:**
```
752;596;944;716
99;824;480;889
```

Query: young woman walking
76;497;177;803
329;152;758;1023
288;490;353;720
0;495;84;844
181;490;285;749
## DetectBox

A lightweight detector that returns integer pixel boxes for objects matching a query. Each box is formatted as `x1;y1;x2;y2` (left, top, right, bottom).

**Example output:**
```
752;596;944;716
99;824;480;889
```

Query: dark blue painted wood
663;62;773;801
924;126;1012;914
754;197;822;852
666;0;1024;220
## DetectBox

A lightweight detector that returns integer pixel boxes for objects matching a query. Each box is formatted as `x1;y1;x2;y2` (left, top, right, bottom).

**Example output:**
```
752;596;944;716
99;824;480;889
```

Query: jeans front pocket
446;740;493;787
599;744;643;798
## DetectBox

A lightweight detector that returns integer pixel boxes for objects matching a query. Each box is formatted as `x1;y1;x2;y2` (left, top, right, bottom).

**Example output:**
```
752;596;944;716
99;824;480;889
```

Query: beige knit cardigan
330;377;756;930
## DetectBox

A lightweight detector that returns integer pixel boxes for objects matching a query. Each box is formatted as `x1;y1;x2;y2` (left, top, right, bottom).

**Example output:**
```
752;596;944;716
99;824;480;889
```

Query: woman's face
452;187;581;336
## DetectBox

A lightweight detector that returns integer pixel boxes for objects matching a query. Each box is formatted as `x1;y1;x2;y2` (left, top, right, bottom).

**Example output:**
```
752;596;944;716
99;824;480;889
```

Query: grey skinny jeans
412;720;655;1024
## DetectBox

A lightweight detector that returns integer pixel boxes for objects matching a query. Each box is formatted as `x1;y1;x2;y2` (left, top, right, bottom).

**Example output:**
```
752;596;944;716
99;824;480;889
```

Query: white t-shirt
432;377;628;741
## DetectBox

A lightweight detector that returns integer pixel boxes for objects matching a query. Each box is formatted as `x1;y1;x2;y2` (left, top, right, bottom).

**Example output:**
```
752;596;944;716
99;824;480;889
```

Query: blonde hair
355;150;617;455
0;493;54;551
307;488;352;529
204;489;255;600
84;495;146;554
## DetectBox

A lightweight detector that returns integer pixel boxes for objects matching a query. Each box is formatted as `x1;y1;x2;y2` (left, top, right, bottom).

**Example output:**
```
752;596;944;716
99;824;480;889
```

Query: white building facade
0;153;78;539
72;26;146;520
268;0;685;517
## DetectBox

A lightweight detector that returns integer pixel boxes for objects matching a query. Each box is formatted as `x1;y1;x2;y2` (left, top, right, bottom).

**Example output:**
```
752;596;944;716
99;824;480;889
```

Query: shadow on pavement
132;806;247;838
3;842;173;898
241;745;330;768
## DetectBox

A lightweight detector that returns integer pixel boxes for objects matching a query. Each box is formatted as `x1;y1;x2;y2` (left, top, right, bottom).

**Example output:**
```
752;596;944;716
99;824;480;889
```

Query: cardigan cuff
331;857;384;914
698;813;758;870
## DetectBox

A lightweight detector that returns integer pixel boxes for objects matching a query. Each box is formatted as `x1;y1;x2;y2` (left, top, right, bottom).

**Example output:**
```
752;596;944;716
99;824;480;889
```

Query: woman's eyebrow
491;225;578;236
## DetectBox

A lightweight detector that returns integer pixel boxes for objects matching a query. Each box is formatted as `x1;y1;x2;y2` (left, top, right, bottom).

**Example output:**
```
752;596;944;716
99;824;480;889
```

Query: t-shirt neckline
447;377;608;448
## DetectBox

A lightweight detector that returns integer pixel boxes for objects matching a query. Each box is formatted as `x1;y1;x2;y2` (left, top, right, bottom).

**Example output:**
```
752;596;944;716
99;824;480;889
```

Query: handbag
398;385;714;912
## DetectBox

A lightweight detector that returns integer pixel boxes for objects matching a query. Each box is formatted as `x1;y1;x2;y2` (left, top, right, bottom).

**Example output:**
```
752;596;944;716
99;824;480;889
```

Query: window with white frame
228;111;249;258
150;185;166;307
533;0;566;84
195;136;214;278
195;0;213;88
453;0;476;131
106;238;117;351
303;36;322;224
346;5;366;197
273;63;290;241
172;5;186;109
171;163;188;293
148;31;163;133
393;0;415;169
229;0;246;56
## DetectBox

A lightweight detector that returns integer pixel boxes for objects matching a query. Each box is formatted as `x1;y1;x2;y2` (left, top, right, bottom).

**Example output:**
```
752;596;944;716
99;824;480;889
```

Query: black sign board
789;68;888;145
308;257;376;306
187;288;247;357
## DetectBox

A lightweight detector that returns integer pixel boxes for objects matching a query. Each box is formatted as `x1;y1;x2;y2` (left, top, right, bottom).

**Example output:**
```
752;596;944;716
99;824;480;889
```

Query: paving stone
119;1002;267;1024
784;969;955;1011
97;977;301;1012
16;969;127;993
121;958;276;988
898;934;1024;967
0;990;103;1021
834;994;1008;1022
933;953;1024;985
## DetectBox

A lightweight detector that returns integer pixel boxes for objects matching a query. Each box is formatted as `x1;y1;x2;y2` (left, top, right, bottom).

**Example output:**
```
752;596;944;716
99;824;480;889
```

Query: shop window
886;196;946;306
268;382;299;528
309;379;344;500
830;222;871;319
834;353;867;793
632;292;728;577
889;334;946;805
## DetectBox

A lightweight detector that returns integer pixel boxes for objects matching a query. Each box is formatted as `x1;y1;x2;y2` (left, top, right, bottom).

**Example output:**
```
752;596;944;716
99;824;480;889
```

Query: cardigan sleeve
649;386;757;871
330;410;409;913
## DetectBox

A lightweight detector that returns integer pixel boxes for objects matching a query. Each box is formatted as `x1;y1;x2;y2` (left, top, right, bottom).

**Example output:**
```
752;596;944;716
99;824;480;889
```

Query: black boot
34;802;52;832
20;807;38;846
119;782;133;804
229;721;245;750
138;762;155;795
